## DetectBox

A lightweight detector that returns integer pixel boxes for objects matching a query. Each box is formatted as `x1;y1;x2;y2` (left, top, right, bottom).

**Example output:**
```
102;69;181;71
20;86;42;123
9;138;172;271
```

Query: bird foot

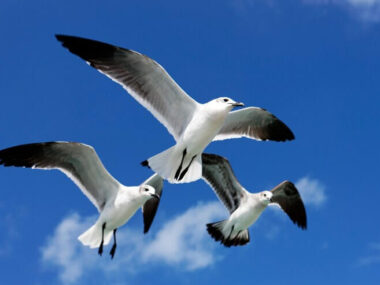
98;243;104;256
109;244;117;259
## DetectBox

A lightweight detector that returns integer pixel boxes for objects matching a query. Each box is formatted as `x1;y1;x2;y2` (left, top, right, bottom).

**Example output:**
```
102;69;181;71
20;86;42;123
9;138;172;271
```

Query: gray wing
270;181;307;229
0;142;120;212
202;153;247;214
141;173;164;234
213;107;295;142
56;35;199;141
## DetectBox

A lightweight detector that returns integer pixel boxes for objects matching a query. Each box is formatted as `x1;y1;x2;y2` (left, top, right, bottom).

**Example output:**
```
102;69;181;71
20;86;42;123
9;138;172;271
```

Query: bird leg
98;222;106;256
178;155;197;181
228;225;235;239
174;148;187;180
109;229;117;259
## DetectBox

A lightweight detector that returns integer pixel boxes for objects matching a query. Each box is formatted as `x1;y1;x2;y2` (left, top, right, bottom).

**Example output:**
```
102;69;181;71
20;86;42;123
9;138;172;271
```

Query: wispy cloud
304;0;380;22
40;201;226;284
233;0;380;23
295;176;327;207
0;206;26;257
356;242;380;267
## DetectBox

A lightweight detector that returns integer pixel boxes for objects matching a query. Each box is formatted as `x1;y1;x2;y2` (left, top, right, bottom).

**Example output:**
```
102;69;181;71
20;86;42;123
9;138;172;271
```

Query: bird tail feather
78;223;113;249
207;220;250;247
145;146;202;183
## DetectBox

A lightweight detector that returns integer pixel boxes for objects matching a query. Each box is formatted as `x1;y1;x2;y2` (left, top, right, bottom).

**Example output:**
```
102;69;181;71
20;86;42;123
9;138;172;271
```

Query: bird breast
180;106;229;150
101;192;142;229
230;199;268;230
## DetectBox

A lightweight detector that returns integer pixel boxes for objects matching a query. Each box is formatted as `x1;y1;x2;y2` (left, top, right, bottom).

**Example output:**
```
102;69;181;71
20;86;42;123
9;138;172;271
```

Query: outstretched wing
56;35;199;141
0;142;120;212
141;173;164;234
202;153;247;214
270;181;307;229
214;107;295;142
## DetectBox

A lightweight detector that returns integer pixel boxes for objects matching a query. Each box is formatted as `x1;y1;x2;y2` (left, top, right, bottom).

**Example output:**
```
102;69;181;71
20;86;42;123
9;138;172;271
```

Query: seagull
0;142;163;258
202;153;307;247
56;35;295;183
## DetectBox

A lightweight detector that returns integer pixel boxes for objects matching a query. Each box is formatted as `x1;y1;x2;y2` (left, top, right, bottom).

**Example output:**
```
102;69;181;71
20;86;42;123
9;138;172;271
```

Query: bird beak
232;102;244;107
151;193;160;199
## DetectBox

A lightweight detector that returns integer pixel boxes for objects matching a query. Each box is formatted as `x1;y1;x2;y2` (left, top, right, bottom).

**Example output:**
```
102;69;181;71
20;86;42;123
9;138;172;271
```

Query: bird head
139;185;160;200
211;97;244;110
259;191;273;204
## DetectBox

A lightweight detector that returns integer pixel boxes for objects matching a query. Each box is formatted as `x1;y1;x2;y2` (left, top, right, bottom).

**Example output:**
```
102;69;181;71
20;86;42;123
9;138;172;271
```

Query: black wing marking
214;107;295;142
0;142;119;211
270;181;307;229
142;174;164;233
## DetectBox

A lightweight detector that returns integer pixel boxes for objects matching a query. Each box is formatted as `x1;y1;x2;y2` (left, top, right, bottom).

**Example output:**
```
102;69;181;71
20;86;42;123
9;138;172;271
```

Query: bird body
79;185;156;249
226;192;269;235
207;191;272;247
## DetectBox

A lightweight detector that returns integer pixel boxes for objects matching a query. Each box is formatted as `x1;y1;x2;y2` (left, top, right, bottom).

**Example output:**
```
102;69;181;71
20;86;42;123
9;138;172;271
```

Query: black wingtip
141;160;150;168
55;34;118;62
270;120;295;142
55;34;65;42
143;193;162;234
0;142;57;168
275;181;307;230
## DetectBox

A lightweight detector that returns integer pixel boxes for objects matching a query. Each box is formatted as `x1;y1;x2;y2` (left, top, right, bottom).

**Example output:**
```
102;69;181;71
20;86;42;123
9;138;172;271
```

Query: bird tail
207;220;250;247
142;146;202;183
78;223;113;249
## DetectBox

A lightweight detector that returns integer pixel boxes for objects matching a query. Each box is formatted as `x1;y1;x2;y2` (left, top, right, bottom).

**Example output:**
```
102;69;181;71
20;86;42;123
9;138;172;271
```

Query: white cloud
295;176;327;206
141;202;226;270
303;0;380;22
40;201;226;284
356;241;380;267
0;208;25;257
41;213;98;284
233;0;380;23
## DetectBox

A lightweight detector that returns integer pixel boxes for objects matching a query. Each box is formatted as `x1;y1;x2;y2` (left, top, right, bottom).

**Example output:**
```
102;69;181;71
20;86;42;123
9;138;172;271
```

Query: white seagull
56;35;295;183
202;153;307;247
0;142;163;258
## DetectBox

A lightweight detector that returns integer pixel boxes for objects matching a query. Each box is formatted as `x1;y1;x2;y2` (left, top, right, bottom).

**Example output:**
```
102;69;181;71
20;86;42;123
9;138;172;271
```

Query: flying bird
202;153;306;247
56;35;295;183
0;142;163;258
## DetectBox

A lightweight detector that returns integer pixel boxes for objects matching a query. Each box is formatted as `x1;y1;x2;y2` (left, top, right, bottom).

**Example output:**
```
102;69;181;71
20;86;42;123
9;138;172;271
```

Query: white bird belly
180;108;227;154
229;202;267;232
100;199;141;230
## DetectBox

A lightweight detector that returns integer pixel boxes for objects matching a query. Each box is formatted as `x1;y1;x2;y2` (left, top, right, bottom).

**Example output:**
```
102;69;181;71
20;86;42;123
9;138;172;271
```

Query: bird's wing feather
213;107;295;142
202;153;246;214
56;35;199;141
141;174;164;234
0;142;120;212
270;181;307;229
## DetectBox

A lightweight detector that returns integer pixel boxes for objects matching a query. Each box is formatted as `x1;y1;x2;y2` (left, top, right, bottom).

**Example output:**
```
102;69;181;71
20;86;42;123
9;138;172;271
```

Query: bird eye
223;98;228;102
263;193;266;197
145;188;149;192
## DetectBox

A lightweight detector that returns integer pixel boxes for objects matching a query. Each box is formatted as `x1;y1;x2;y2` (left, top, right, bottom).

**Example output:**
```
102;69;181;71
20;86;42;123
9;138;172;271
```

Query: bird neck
249;193;270;209
116;186;146;206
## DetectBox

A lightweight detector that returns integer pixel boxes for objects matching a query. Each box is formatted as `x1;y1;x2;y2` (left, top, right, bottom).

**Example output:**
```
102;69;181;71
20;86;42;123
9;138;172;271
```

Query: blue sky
0;0;379;284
